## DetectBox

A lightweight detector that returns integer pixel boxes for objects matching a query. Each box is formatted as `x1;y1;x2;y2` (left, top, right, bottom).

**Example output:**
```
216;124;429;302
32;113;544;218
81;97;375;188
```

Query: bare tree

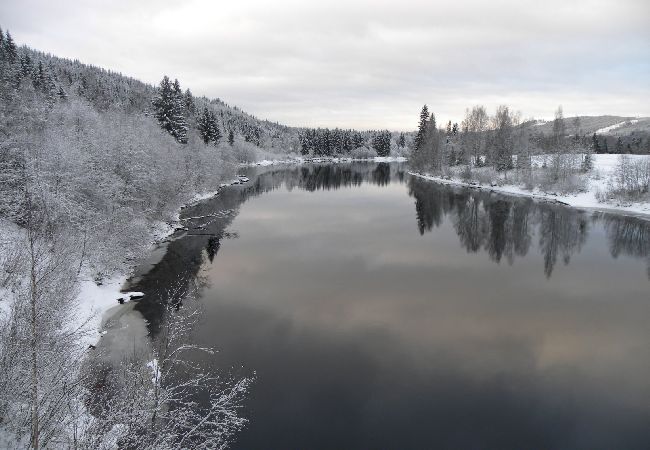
81;280;253;450
462;105;489;167
490;105;514;173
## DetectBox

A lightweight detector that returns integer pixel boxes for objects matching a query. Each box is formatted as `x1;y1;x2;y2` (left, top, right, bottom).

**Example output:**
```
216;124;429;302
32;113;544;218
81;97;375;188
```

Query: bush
604;155;650;201
460;165;473;182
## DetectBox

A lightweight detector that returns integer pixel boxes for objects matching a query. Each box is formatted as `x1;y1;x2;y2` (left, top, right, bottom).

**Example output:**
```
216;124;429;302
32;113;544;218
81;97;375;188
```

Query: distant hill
13;44;404;156
20;47;300;151
529;116;650;136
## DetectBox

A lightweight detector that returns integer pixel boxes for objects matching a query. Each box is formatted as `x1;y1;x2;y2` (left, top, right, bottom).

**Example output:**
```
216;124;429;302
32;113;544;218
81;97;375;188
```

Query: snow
595;119;639;134
409;154;650;219
147;358;160;386
190;189;222;203
76;273;130;347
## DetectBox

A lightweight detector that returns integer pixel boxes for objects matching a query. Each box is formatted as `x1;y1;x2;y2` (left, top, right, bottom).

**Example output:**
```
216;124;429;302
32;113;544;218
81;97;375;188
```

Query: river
124;162;650;449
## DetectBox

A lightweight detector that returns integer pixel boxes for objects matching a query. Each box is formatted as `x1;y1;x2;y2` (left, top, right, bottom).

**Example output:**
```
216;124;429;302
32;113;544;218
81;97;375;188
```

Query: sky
1;0;649;130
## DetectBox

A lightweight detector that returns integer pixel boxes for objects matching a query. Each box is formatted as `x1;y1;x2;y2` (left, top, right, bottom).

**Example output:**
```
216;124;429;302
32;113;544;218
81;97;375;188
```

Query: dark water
130;163;650;450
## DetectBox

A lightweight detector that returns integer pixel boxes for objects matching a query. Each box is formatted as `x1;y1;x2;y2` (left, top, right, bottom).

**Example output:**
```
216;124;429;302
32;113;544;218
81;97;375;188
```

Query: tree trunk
28;202;39;450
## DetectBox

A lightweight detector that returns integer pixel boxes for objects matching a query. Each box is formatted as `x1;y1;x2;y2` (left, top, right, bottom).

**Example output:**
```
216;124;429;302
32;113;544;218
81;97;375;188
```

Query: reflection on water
128;162;650;450
408;180;591;277
407;177;650;278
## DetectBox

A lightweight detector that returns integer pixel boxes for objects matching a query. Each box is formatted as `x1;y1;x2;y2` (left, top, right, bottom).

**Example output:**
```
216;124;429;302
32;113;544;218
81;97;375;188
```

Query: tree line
298;127;406;157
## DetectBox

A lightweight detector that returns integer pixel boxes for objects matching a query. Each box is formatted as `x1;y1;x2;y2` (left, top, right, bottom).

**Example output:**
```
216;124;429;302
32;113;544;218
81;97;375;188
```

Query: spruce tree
397;133;406;149
184;88;196;115
371;131;391;157
21;55;33;79
228;129;235;146
152;76;175;134
208;110;221;144
4;31;17;63
592;133;600;154
197;107;213;144
615;137;623;154
197;108;222;145
152;76;188;144
414;105;429;152
171;79;188;143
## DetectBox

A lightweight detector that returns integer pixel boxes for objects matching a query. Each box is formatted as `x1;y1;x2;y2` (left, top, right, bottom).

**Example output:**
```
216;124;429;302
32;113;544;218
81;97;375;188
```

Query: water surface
131;163;650;450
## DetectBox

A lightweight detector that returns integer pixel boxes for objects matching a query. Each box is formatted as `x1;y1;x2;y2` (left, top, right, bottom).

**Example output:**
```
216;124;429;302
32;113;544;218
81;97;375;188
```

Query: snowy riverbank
75;175;253;346
409;154;650;219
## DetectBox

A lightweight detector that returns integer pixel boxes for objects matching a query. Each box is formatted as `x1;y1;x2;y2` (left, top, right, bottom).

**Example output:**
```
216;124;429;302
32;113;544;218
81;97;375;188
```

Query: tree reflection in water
407;176;647;278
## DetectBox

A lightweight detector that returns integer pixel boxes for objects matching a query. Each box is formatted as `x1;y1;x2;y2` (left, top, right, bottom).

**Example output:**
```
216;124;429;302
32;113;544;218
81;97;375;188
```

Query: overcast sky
1;0;649;130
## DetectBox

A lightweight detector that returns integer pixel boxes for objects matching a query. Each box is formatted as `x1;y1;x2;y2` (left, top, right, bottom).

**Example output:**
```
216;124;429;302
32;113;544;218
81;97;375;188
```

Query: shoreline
408;170;650;222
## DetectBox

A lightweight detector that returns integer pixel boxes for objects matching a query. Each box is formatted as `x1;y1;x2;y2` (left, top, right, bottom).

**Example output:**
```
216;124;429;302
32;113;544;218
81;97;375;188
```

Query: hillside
530;115;650;135
13;44;403;159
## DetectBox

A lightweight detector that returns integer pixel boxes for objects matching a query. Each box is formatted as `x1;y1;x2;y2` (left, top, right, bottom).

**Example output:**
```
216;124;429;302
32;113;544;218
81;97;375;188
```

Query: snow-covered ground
595;119;639;134
410;154;650;218
76;274;131;347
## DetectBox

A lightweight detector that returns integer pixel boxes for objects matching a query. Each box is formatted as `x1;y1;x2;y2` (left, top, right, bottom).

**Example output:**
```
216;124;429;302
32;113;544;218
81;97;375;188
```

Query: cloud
1;0;649;129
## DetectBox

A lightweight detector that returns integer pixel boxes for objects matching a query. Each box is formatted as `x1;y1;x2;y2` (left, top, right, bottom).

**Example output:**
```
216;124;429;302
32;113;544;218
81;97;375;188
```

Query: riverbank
78;176;250;347
409;154;650;220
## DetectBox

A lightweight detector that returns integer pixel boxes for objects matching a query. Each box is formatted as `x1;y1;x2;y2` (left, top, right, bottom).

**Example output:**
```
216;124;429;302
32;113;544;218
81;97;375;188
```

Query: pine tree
228;130;235;146
0;27;4;59
152;76;175;134
171;79;188;143
414;105;429;152
197;108;213;144
152;76;188;144
397;133;406;149
196;108;221;145
352;131;364;149
592;133;600;154
208;110;221;145
21;55;33;79
371;130;391;157
615;137;623;154
4;31;17;63
184;88;196;116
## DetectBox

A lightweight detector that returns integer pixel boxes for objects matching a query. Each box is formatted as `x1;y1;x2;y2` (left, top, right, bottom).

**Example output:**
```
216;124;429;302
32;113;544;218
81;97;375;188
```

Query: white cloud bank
1;0;649;129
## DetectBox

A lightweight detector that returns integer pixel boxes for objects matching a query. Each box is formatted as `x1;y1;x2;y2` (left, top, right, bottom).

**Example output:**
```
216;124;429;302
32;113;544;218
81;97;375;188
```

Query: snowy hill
530;115;650;135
